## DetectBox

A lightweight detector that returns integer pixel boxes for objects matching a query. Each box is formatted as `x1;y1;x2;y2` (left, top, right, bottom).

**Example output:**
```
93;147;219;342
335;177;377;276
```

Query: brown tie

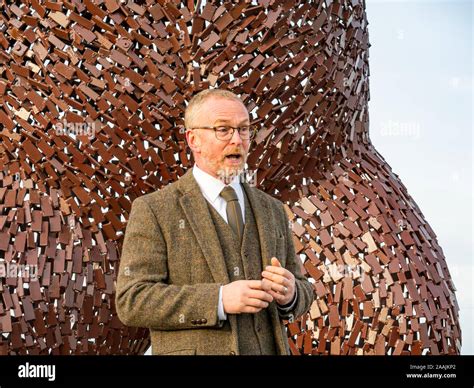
220;186;244;242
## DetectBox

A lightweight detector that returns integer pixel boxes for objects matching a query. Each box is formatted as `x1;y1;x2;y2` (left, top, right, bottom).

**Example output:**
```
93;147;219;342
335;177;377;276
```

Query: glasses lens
238;126;250;139
215;126;233;140
214;125;258;140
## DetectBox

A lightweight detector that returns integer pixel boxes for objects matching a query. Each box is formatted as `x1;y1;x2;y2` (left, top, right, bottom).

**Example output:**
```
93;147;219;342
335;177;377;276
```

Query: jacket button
201;318;207;324
229;351;236;355
191;320;197;325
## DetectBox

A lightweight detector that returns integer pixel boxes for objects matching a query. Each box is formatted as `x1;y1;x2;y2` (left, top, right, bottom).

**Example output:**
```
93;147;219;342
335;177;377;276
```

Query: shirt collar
192;163;242;204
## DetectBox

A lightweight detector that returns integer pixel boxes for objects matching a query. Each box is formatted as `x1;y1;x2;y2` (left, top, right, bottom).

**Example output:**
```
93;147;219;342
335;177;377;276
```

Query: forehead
195;97;249;123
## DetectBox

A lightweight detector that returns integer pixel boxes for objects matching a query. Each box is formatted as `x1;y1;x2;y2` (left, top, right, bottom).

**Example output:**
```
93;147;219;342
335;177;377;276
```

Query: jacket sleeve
115;197;223;331
276;202;315;321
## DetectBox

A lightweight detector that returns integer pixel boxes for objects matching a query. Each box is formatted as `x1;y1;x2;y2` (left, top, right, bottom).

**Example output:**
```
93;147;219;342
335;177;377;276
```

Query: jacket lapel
241;182;274;271
178;168;230;285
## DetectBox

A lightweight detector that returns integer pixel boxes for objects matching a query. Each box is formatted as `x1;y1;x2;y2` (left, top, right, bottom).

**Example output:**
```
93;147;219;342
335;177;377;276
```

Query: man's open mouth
225;154;242;161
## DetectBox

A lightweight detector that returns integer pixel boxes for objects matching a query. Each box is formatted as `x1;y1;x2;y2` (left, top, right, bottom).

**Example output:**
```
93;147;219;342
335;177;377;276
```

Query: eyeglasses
188;125;258;141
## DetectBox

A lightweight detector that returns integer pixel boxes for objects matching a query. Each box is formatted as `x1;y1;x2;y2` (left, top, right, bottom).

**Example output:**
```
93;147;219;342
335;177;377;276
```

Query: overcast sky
366;0;473;354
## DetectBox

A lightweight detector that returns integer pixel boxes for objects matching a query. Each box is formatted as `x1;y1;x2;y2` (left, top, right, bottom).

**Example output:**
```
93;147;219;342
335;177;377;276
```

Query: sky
366;0;473;354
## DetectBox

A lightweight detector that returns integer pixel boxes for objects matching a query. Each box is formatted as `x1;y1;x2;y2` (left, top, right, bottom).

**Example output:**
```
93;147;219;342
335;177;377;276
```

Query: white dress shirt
192;163;245;223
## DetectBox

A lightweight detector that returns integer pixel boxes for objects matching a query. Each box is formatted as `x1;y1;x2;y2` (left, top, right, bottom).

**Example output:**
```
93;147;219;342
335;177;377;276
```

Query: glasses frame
188;125;258;141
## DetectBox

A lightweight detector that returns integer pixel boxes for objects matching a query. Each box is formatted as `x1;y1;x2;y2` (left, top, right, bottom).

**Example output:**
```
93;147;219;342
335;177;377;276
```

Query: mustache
223;149;246;157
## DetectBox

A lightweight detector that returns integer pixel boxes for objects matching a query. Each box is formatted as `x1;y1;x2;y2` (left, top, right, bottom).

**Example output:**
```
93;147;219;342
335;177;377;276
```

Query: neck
194;162;219;180
195;162;240;185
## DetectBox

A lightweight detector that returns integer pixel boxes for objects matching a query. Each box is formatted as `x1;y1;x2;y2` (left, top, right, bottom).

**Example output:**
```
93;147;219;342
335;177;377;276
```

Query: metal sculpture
0;0;461;355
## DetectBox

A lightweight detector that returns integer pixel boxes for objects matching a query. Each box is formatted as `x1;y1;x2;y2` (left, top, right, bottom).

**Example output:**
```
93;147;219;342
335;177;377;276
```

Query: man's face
186;97;250;181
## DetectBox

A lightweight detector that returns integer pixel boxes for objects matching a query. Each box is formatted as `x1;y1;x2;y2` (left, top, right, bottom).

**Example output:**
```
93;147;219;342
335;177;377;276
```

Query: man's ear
186;129;201;154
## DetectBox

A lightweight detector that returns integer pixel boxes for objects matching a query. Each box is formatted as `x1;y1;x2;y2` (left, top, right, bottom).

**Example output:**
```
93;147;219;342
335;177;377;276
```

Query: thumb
271;257;281;267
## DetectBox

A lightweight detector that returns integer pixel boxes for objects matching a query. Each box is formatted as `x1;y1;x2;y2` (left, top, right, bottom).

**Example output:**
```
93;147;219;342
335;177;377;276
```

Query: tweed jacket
116;168;314;355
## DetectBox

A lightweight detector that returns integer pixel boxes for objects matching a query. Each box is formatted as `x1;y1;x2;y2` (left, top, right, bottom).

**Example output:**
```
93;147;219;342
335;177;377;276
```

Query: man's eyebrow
213;119;250;125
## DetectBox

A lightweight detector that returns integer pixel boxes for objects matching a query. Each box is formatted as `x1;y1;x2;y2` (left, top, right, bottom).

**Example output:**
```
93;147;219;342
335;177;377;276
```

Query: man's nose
229;128;243;145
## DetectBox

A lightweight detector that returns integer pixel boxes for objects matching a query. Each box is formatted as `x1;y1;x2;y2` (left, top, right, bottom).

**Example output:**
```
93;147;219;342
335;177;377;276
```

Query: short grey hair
184;89;245;129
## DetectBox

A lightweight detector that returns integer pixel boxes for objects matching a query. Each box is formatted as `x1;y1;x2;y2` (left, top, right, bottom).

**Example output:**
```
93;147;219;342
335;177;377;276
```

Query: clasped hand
222;257;296;314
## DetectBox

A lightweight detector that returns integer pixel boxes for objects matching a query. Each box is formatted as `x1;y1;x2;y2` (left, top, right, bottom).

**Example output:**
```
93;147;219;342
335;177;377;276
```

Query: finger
271;257;281;267
261;271;290;286
247;289;273;303
264;280;288;294
264;265;291;278
245;298;270;309
261;278;273;292
267;290;285;303
246;280;264;289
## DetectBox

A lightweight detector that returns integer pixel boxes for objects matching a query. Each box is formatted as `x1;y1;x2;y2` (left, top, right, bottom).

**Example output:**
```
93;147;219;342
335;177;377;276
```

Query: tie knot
220;186;238;202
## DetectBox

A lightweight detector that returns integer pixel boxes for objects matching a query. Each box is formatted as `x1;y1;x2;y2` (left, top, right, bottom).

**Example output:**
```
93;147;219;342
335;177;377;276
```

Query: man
116;89;314;355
